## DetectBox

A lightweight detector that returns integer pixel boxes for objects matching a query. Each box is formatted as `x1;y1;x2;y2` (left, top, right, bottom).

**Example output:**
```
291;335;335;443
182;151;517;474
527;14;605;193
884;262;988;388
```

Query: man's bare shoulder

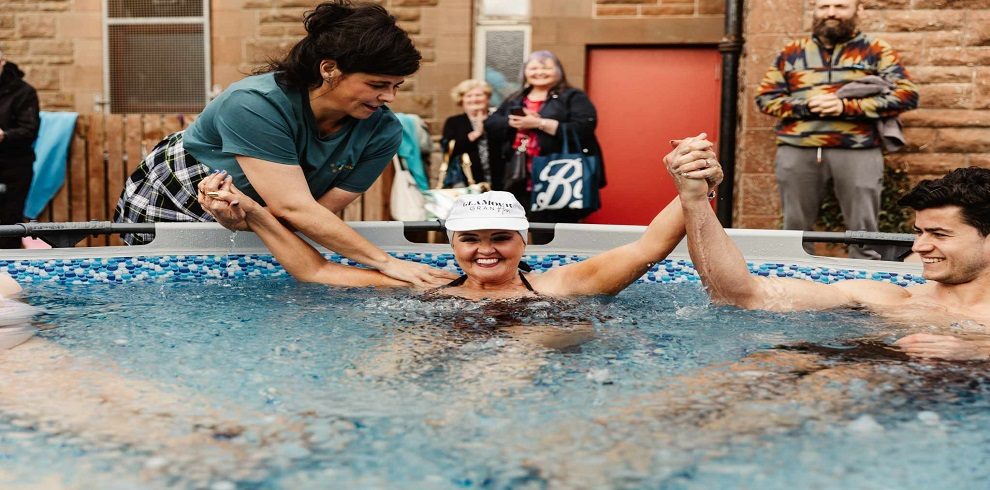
831;279;916;306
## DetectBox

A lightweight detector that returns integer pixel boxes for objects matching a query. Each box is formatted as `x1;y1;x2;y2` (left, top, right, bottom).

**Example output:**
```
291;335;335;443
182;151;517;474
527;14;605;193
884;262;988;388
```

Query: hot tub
2;223;985;490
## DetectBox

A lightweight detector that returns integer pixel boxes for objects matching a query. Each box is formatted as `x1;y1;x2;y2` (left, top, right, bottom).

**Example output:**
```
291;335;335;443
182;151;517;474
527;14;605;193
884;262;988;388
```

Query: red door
584;47;721;225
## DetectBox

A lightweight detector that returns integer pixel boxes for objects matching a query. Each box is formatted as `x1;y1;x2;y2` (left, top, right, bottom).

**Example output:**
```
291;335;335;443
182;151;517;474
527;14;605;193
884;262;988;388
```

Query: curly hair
449;79;492;105
898;166;990;236
260;0;421;90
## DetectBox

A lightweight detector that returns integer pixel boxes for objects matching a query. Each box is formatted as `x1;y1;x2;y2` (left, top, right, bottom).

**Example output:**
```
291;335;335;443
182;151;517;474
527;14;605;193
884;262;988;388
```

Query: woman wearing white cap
204;135;721;297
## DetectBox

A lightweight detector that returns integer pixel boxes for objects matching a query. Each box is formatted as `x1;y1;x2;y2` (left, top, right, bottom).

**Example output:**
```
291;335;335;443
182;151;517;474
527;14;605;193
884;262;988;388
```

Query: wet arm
661;134;882;310
538;198;686;296
680;195;901;310
240;196;407;287
237;155;449;286
895;333;990;361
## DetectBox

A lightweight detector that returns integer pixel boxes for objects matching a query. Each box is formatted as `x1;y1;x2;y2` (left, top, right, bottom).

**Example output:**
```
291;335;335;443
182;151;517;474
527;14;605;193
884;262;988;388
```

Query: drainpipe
716;0;745;227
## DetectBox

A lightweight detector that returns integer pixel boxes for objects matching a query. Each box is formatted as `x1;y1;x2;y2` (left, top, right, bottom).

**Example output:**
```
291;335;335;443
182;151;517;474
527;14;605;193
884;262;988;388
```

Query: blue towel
25;111;78;219
394;113;430;191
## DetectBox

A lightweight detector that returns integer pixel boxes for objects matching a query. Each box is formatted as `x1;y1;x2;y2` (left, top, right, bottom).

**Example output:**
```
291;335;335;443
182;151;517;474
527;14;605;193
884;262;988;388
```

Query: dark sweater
0;61;41;168
440;112;492;185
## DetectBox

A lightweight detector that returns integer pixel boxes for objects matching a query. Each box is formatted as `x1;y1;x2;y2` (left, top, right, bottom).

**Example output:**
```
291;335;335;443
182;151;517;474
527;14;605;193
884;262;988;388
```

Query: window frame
471;24;532;84
102;0;212;113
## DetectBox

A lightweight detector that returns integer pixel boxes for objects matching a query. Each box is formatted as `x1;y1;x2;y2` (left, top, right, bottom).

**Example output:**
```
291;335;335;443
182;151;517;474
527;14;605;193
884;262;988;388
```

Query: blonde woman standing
440;79;494;186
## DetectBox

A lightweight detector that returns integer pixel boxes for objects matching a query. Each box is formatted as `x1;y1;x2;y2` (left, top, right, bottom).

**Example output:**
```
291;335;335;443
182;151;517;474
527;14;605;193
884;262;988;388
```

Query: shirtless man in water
666;136;990;360
518;149;990;488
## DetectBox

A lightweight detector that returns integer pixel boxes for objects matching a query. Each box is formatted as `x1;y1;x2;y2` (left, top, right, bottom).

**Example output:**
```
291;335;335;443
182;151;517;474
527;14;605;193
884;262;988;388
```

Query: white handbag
389;156;427;221
423;141;490;220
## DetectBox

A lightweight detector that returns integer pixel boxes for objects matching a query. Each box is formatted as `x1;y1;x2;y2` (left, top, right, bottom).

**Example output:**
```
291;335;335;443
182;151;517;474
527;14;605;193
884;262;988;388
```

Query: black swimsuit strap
444;275;469;288
518;271;536;293
439;271;537;293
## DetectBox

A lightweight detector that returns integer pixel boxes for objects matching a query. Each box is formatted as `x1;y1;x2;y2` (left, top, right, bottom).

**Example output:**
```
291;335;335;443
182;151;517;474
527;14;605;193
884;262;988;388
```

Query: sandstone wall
0;0;470;133
7;0;986;228
0;0;98;112
235;0;470;134
737;0;990;228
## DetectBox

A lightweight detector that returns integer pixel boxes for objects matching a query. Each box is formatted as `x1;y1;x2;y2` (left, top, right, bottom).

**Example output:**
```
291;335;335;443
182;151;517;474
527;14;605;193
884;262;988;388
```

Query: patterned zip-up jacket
755;31;919;149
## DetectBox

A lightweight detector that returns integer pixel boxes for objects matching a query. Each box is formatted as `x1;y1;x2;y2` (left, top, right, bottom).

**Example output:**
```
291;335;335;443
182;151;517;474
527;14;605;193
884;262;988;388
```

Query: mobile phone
510;107;526;116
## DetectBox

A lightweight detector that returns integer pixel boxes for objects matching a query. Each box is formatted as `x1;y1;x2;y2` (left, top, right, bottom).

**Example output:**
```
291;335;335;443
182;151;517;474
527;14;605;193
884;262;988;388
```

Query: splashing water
1;279;988;489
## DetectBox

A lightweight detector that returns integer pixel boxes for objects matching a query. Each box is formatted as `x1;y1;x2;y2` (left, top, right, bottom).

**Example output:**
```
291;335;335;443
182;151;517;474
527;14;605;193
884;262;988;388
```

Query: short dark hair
898;166;990;236
262;1;421;90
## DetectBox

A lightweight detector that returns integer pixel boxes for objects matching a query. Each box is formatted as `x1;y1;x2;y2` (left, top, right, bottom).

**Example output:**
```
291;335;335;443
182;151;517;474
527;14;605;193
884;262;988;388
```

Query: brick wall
535;0;723;91
593;0;724;17
235;0;470;135
19;0;985;229
2;0;470;134
736;0;990;229
0;0;97;112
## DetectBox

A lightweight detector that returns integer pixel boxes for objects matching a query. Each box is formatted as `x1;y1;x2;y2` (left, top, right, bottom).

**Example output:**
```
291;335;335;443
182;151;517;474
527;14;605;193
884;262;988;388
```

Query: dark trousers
0;163;33;248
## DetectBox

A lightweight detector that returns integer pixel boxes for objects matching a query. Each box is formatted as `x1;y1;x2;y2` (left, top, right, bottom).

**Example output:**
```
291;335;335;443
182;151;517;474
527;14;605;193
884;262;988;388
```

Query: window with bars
105;0;210;113
473;0;530;107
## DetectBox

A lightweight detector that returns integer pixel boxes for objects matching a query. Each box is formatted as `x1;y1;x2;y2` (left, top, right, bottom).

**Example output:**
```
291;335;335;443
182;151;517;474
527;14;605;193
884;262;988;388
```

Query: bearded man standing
756;0;918;259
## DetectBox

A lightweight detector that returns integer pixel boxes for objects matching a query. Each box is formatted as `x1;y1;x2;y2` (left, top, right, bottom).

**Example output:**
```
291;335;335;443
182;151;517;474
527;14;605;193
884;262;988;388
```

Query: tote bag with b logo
530;128;600;212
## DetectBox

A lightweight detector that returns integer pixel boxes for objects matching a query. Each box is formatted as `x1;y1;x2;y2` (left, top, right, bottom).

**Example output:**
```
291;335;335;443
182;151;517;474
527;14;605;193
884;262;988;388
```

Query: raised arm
202;174;408;288
536;136;718;296
665;137;909;311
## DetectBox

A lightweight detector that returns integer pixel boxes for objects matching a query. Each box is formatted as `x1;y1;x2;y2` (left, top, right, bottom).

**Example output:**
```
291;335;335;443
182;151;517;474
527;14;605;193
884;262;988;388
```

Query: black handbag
502;135;529;190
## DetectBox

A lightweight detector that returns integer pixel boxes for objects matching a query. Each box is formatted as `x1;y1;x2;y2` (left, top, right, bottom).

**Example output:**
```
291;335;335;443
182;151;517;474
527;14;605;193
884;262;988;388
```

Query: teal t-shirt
182;72;401;204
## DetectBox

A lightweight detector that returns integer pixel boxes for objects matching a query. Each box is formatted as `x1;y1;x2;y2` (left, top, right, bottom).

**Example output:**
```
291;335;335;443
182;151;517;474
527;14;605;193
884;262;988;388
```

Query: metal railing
0;221;915;251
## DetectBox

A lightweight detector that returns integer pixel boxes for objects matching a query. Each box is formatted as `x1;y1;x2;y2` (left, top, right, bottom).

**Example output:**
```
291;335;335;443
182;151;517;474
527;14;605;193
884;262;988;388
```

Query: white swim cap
444;191;529;242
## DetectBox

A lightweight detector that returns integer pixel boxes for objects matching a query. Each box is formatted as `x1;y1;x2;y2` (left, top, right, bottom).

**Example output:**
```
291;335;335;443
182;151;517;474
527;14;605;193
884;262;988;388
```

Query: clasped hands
807;93;844;117
663;133;724;201
196;170;252;231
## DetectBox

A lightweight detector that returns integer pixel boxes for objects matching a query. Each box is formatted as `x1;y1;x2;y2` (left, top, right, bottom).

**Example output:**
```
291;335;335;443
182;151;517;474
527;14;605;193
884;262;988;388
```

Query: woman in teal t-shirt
114;1;455;288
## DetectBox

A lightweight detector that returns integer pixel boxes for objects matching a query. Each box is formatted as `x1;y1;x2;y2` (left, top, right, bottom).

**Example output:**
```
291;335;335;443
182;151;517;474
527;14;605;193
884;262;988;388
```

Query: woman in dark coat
0;49;40;248
485;50;605;223
440;79;494;187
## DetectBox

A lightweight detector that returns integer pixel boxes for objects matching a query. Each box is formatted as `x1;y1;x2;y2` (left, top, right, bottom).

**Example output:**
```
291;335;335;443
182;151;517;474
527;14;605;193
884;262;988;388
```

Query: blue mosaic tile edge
0;253;927;287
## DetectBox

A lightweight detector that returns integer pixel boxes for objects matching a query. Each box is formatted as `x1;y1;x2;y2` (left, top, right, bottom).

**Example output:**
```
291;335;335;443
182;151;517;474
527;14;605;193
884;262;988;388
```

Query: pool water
1;278;988;489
